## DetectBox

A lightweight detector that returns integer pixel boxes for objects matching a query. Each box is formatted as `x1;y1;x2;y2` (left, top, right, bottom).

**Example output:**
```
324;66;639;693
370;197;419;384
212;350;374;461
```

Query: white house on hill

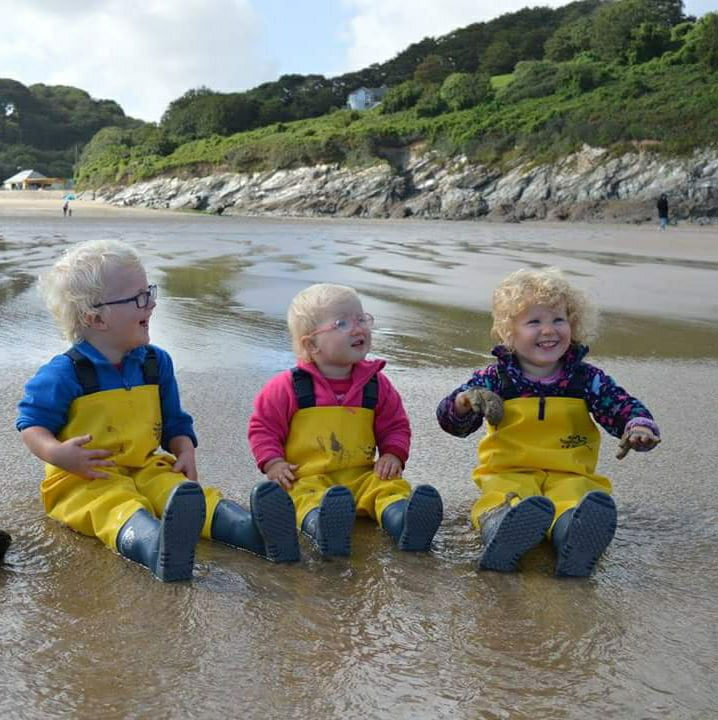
347;86;389;111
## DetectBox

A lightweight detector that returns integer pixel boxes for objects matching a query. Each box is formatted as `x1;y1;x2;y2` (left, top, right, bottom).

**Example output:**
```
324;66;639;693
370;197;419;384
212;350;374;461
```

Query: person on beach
248;283;443;558
657;193;669;230
16;240;299;582
0;530;10;562
436;267;660;577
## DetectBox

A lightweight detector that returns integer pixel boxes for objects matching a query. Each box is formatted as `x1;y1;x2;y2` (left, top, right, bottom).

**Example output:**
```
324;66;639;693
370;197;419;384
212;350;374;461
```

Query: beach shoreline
2;187;717;265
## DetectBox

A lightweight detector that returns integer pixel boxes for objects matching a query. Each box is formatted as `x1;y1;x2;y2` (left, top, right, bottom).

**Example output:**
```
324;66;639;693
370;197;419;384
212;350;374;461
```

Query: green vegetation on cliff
0;80;140;180
3;1;717;187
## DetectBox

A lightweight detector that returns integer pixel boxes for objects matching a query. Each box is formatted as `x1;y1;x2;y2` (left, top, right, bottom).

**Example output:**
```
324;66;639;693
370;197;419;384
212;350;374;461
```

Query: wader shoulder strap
291;367;379;410
496;367;520;400
291;367;316;409
564;364;589;399
65;346;160;395
64;347;99;395
362;375;379;410
142;346;159;385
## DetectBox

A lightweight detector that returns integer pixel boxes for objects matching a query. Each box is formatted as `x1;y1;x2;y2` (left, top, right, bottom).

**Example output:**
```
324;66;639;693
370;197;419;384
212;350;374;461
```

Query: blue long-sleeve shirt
16;341;197;451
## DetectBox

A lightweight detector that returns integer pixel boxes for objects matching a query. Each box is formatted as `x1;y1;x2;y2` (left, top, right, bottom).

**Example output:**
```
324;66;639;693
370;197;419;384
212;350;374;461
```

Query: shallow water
1;214;717;719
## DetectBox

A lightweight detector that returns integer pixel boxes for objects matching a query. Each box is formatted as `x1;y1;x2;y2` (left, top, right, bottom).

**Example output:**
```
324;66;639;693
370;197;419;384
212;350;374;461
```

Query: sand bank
0;189;182;218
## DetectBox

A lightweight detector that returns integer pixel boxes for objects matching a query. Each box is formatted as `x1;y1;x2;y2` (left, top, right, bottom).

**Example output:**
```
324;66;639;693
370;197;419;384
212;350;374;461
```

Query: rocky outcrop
94;145;718;223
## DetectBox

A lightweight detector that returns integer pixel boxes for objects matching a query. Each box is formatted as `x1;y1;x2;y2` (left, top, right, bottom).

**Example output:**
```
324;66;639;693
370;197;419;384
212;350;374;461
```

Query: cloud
0;0;276;123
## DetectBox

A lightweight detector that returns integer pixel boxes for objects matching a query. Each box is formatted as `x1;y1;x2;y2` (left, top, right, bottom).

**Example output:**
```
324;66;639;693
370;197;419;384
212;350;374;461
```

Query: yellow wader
285;372;410;527
471;391;612;531
41;384;221;551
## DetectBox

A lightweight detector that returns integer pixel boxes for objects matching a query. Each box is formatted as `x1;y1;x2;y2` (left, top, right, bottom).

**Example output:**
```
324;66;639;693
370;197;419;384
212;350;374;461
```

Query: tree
481;38;518;75
544;18;593;62
439;72;492;111
414;54;452;85
696;13;718;68
628;22;674;64
590;0;685;63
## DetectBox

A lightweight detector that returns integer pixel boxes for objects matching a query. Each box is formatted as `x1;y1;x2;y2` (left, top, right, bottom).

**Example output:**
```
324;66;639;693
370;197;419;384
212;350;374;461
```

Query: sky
1;0;715;123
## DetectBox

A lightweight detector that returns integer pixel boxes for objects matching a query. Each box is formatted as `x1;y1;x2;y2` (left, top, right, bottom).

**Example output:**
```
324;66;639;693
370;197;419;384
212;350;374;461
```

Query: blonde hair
491;267;598;348
39;239;145;343
287;283;361;361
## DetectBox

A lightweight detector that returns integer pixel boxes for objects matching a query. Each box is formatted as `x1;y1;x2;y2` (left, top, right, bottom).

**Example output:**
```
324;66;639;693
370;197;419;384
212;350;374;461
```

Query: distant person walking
657;193;669;230
62;201;68;217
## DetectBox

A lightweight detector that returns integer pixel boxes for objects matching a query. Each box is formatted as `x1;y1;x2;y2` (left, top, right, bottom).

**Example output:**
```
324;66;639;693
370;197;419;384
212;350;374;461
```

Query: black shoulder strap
291;367;379;409
65;346;160;395
291;367;316;408
496;367;519;400
65;347;100;395
142;346;159;385
362;374;379;409
565;364;589;398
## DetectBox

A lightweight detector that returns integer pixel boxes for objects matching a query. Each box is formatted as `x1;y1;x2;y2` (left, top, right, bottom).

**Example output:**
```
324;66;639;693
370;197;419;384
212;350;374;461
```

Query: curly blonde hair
39;239;145;343
491;267;598;348
287;283;361;361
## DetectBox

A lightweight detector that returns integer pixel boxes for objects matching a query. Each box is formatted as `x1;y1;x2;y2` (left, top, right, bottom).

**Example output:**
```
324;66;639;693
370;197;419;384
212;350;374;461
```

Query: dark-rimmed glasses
93;284;157;309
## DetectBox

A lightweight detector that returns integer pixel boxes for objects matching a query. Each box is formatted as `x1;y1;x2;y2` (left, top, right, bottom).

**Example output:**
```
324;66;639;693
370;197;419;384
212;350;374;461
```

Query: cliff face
96;145;718;224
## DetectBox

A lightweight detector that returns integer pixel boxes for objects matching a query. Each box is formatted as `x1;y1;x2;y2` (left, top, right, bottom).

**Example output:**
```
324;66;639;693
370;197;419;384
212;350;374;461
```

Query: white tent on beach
2;169;53;190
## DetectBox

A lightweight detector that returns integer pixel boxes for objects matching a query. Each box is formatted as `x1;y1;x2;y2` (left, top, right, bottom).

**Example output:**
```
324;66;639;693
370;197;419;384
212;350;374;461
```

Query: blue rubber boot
0;530;11;563
553;491;617;577
116;481;206;582
478;495;555;572
381;485;443;551
301;486;355;557
211;482;300;563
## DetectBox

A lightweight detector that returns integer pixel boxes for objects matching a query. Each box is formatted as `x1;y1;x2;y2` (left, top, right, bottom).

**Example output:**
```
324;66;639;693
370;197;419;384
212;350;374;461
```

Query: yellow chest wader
284;368;410;525
41;348;219;549
470;365;612;528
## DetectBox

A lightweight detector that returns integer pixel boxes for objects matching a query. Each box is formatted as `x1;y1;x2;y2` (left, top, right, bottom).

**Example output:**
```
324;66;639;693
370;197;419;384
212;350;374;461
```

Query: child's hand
374;453;403;480
455;388;504;425
172;448;198;481
616;426;661;459
52;434;114;479
265;459;298;491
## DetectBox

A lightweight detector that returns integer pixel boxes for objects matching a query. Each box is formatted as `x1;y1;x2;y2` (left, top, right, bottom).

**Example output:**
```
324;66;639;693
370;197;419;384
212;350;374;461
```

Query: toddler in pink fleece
248;283;442;558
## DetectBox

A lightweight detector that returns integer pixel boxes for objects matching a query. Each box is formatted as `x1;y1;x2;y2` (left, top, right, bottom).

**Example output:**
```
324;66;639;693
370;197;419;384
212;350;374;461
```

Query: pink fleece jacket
248;359;411;472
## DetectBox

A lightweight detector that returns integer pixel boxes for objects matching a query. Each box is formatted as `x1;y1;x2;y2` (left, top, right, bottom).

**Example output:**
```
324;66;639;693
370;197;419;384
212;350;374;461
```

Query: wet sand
1;200;718;718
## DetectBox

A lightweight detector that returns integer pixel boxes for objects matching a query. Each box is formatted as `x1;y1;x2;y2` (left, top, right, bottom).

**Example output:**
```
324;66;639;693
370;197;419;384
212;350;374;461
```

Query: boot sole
556;492;616;578
317;487;355;557
251;482;300;563
155;482;206;582
479;496;554;572
399;485;443;551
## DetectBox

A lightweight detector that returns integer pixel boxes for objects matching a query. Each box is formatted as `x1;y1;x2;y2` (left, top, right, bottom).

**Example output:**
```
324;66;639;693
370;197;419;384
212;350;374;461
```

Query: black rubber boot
478;495;555;572
116;481;205;582
301;486;355;557
381;485;443;551
0;530;11;563
553;491;617;577
211;482;300;563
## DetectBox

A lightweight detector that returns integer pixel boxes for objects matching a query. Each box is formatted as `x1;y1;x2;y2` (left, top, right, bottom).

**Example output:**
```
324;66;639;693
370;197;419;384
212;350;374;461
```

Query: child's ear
300;335;318;359
84;310;107;329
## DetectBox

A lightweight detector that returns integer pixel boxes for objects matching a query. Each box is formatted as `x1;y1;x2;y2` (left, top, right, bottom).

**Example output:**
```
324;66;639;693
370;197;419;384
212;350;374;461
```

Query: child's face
94;264;155;355
306;296;373;377
510;301;571;377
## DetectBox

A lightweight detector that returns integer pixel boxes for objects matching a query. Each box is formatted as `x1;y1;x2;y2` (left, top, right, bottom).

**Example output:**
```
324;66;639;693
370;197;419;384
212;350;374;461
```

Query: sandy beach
2;189;717;260
0;189;185;218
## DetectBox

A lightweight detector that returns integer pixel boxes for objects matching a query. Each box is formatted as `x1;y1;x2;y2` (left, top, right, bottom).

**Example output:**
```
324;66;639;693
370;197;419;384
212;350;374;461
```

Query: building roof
3;169;47;184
